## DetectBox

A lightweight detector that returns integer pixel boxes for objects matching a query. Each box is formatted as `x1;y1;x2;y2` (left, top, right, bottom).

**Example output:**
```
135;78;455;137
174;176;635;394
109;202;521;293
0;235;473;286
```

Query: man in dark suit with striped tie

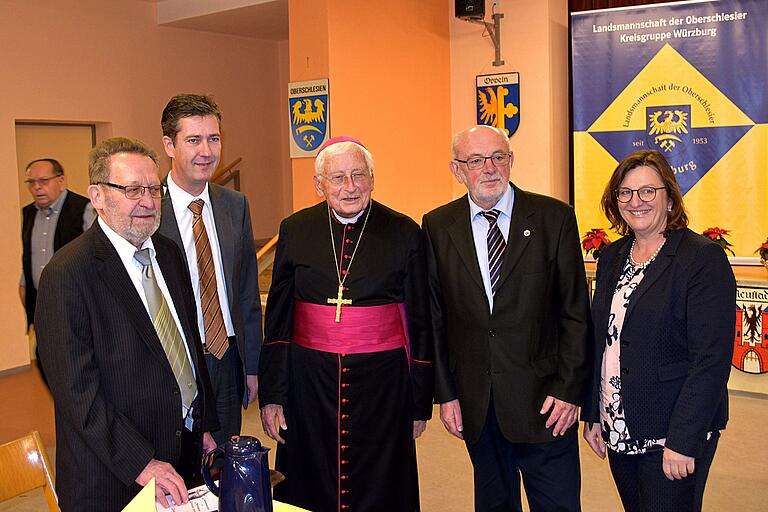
158;94;262;447
422;125;591;512
36;137;218;511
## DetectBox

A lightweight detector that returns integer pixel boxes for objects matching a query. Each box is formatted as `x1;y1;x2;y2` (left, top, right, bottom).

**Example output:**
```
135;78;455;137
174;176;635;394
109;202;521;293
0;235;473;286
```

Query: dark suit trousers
205;337;244;447
607;433;719;512
466;398;581;512
177;406;205;486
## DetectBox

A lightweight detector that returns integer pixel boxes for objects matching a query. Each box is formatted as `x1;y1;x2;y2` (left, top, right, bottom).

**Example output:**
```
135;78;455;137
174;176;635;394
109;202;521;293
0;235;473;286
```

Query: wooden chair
0;431;59;511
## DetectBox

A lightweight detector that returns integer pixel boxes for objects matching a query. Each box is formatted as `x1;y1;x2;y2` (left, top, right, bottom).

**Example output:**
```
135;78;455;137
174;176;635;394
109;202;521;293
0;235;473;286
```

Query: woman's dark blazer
581;228;736;458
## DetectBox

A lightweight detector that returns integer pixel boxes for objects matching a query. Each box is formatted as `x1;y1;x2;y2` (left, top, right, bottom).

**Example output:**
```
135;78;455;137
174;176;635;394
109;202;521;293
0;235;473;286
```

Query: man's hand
582;422;606;459
260;404;287;444
540;395;578;436
246;375;259;405
439;399;464;440
135;458;188;508
202;432;217;455
413;420;427;439
663;447;695;480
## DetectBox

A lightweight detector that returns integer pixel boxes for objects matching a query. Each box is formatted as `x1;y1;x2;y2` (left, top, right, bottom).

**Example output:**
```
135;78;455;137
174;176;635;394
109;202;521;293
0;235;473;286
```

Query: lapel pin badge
523;229;531;237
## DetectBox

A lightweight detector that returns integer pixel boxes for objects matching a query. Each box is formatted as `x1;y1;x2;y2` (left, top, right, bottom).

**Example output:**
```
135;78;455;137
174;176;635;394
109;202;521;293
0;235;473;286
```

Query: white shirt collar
166;172;211;212
467;183;514;220
330;203;367;225
98;217;154;266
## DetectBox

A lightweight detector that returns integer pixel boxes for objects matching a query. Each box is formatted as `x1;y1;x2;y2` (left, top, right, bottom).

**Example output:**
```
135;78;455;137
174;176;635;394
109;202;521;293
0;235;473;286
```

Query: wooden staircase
256;236;277;305
211;157;277;302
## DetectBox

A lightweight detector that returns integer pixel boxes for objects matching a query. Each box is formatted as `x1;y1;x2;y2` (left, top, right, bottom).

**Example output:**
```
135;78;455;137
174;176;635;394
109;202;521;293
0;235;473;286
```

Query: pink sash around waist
293;300;407;354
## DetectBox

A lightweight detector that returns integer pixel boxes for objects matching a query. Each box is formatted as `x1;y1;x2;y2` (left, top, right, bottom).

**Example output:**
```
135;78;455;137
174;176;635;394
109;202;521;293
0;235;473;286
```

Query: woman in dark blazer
581;150;736;512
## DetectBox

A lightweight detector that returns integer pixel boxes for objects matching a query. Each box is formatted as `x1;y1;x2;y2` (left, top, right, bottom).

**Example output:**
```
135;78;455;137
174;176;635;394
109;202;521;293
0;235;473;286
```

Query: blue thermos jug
202;435;273;512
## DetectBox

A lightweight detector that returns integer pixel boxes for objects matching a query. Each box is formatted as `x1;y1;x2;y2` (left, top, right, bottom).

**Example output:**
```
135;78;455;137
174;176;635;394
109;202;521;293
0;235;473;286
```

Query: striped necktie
188;199;229;359
134;248;197;410
481;209;506;295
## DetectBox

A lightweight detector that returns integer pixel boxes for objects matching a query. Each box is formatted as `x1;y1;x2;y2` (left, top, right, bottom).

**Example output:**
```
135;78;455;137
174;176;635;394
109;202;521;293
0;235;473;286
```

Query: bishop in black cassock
259;136;433;512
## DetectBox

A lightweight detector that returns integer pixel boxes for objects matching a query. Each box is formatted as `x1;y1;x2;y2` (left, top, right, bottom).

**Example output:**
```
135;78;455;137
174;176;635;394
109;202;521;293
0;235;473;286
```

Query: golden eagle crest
648;109;688;152
290;96;327;150
292;98;325;125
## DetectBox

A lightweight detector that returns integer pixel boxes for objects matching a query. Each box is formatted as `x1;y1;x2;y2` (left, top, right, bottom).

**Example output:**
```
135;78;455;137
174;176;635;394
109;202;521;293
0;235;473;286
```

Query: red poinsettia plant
702;227;735;256
755;237;768;261
582;228;611;260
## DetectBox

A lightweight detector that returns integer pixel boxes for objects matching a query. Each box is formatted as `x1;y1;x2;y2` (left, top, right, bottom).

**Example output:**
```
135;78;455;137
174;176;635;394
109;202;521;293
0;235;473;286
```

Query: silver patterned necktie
481;210;506;295
134;248;197;410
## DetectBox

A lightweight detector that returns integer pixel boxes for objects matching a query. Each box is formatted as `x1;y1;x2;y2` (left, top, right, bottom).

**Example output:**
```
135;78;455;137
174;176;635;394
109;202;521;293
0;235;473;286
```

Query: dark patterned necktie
134;249;197;409
481;210;506;295
188;199;229;358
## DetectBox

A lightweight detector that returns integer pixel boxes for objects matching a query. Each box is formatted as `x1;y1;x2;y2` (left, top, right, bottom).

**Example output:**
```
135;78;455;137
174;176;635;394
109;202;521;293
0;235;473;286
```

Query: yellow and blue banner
289;79;329;158
571;0;767;259
476;72;520;136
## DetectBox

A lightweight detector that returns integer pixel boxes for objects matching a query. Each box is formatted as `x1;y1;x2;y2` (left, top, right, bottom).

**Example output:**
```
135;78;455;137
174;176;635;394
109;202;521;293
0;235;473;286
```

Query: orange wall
288;0;570;218
0;0;572;372
449;0;570;202
288;0;331;211
0;0;289;371
289;0;454;221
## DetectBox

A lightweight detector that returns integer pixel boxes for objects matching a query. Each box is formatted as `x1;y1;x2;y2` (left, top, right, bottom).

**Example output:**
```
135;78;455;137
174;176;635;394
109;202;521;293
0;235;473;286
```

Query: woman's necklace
629;237;665;269
326;203;372;322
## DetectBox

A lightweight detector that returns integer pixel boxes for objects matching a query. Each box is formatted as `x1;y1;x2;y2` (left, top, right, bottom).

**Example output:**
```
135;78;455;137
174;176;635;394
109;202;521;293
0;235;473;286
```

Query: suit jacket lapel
154;237;202;368
494;184;535;291
603;237;631;300
625;229;683;319
160;183;185;252
446;198;486;295
593;236;631;333
208;185;235;307
91;223;169;366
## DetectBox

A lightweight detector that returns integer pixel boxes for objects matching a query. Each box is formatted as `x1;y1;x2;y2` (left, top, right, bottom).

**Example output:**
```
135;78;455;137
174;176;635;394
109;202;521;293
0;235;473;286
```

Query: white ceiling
154;0;288;41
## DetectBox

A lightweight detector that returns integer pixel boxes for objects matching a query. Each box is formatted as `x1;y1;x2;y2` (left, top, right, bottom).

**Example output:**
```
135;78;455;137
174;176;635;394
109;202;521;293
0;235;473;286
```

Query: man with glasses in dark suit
36;137;217;510
423;125;591;512
21;158;94;380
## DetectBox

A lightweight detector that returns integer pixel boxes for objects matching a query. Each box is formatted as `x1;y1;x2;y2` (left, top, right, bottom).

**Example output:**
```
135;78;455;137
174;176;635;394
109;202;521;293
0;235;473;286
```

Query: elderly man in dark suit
21;158;94;330
20;158;95;383
158;94;262;447
36;137;218;511
422;125;591;512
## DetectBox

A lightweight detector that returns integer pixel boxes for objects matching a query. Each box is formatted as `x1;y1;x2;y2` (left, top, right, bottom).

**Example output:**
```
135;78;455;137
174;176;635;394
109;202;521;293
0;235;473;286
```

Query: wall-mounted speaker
455;0;485;21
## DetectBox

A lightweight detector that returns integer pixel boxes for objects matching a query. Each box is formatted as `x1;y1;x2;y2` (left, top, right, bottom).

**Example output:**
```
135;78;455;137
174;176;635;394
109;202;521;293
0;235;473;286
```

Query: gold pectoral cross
327;283;352;323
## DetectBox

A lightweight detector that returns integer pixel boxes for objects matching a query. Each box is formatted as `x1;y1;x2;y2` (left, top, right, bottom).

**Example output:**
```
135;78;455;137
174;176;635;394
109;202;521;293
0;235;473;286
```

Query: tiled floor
2;365;766;511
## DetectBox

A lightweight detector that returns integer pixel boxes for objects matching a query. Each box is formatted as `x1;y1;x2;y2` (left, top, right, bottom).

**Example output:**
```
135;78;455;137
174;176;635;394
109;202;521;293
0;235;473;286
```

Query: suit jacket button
621;339;630;346
175;429;182;437
621;367;629;375
486;369;491;375
489;330;496;337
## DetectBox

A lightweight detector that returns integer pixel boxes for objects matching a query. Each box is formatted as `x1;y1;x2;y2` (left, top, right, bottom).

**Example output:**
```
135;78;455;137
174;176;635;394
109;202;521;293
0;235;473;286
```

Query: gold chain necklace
326;202;372;322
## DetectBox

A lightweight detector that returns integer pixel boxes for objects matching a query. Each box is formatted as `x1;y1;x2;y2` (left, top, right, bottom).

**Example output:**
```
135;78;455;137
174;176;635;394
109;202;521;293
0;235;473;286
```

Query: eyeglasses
454;152;511;171
24;175;61;187
321;169;371;187
616;186;666;203
98;182;163;199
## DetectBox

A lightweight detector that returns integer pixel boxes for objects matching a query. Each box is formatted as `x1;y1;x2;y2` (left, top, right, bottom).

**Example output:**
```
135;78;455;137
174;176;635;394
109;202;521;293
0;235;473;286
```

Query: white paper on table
155;483;218;511
154;482;311;511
